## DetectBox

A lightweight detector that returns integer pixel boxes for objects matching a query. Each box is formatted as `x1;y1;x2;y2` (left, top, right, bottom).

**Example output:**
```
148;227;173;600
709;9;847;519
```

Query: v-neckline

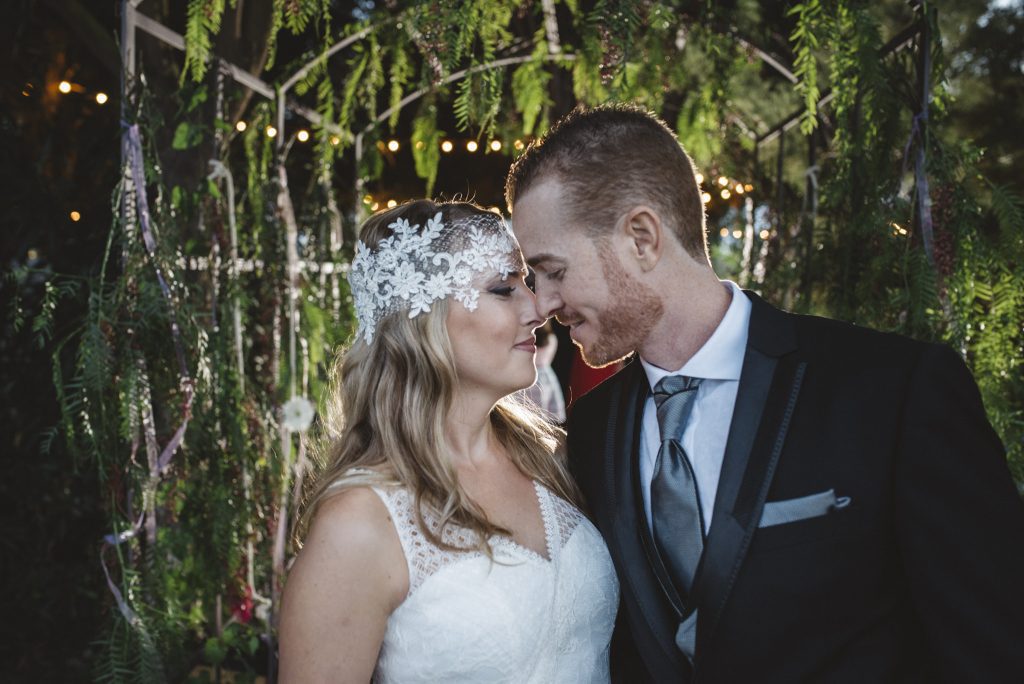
493;480;555;563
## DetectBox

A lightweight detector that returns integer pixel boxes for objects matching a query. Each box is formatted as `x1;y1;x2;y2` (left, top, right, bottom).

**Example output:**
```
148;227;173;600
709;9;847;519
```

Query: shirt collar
640;280;751;389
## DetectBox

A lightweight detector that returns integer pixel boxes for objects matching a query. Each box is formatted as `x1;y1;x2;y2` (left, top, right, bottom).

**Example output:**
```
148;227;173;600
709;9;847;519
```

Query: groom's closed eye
525;268;536;293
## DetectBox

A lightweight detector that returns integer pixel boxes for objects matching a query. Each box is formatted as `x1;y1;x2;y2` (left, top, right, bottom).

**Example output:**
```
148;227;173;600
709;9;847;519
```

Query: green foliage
182;0;230;84
789;0;824;134
412;103;444;196
511;33;553;137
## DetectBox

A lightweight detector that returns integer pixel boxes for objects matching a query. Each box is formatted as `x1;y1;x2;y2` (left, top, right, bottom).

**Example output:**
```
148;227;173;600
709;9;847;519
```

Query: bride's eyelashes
489;285;516;297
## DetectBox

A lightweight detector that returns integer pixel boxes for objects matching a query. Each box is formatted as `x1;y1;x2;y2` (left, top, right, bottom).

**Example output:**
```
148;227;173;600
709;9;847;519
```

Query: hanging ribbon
207;160;245;392
126;124;195;472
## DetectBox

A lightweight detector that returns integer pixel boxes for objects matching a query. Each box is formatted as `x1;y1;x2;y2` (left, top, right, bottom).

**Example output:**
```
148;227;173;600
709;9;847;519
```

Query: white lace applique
349;211;520;343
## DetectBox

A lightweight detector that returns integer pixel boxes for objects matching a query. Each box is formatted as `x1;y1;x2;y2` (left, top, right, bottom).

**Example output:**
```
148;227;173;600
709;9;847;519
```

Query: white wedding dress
368;481;619;683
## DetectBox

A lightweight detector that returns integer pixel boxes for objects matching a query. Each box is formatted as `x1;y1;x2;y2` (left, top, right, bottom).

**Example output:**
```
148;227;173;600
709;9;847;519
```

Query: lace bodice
369;481;619;683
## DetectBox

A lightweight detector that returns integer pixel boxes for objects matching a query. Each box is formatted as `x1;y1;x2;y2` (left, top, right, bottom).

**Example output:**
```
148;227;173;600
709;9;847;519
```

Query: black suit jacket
568;292;1024;683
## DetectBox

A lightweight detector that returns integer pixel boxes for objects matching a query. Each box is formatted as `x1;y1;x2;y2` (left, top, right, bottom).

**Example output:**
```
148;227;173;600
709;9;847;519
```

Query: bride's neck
445;391;500;468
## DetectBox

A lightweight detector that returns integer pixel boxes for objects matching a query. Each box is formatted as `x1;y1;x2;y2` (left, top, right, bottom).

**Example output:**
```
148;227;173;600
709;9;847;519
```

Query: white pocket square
758;489;851;528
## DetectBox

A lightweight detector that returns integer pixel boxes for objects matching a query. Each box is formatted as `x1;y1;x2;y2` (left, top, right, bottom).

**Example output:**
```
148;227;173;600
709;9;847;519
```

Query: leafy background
1;0;1021;681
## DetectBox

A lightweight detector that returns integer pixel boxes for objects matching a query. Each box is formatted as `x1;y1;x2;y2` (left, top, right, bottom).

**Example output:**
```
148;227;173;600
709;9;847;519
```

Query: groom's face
511;177;660;368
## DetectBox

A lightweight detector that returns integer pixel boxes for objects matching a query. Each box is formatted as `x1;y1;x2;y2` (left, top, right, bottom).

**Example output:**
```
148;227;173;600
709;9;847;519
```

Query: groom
506;104;1024;682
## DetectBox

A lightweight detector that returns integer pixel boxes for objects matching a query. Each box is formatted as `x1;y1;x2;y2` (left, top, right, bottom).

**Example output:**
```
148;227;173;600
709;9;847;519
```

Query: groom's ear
621;206;663;272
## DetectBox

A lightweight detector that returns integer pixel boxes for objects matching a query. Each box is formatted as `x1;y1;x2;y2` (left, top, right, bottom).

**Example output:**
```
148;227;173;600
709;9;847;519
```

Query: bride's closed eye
489;285;516;297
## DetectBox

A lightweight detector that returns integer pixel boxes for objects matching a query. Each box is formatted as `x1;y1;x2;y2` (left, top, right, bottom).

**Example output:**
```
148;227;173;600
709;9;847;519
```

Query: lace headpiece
349;210;521;343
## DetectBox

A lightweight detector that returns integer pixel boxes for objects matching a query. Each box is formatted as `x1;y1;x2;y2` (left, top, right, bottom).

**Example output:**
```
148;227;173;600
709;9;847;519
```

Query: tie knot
652;375;701;441
653;374;700;401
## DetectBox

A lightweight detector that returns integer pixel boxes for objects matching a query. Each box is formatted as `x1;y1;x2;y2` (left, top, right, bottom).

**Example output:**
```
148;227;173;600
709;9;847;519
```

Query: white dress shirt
639;281;751;535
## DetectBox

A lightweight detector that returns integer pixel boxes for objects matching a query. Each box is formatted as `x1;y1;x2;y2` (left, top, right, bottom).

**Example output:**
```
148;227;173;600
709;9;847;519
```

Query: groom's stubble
578;241;664;368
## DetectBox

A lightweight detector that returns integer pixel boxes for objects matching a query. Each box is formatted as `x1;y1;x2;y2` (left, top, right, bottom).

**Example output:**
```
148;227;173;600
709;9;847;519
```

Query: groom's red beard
567;244;663;369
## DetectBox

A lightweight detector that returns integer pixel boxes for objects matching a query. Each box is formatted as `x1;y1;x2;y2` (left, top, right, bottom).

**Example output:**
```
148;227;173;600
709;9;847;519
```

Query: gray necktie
651;375;704;598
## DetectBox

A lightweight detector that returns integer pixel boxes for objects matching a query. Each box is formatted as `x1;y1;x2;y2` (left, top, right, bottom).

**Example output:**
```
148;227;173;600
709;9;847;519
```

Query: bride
278;200;619;682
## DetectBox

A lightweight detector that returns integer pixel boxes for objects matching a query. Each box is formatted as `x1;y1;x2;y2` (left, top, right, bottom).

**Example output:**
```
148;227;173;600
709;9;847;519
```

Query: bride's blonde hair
296;200;581;554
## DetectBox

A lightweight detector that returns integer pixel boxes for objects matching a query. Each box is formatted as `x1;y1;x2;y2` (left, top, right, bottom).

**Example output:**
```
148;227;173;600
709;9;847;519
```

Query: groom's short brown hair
505;103;707;258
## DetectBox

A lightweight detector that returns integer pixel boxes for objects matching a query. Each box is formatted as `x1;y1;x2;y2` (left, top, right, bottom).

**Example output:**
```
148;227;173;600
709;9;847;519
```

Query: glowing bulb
719;227;729;237
297;129;310;142
70;211;81;222
466;140;479;153
721;189;731;199
387;199;398;209
387;139;400;152
744;184;754;192
266;126;278;138
415;140;425;151
732;229;743;239
235;120;247;132
363;195;373;205
695;173;704;185
371;202;380;211
441;140;454;153
701;192;711;204
330;135;340;146
759;229;770;240
718;176;729;187
490;140;502;152
58;80;72;94
95;92;108;105
514;140;525;151
735;183;744;194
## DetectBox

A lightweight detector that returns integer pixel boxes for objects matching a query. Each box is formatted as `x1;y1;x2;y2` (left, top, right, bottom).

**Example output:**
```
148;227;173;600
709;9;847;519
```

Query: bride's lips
513;336;537;352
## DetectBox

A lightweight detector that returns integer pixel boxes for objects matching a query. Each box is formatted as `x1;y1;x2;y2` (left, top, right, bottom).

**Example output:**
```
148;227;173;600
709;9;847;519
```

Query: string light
735;183;744;194
744;183;754;192
720;189;731;199
759;229;770;240
489;140;502;152
415;140;425;151
701;192;711;204
695;173;704;185
330;135;340;146
296;129;310;142
58;80;72;94
719;227;729;237
387;199;398;208
363;195;373;205
891;221;908;236
466;140;478;153
441;140;454;153
235;120;247;132
371;202;380;211
514;140;525;151
70;211;81;222
732;229;743;239
387;139;400;152
265;125;278;138
717;176;728;187
95;92;108;105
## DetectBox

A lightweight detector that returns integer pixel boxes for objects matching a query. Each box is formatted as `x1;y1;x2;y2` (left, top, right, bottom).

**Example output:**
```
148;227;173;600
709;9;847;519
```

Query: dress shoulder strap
367;486;481;596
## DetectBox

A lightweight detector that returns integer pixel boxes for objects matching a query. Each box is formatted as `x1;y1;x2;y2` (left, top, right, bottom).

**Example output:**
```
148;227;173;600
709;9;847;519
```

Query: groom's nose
533;282;562;319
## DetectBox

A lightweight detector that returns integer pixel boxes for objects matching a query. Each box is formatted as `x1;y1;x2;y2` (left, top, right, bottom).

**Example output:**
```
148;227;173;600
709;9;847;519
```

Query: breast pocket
751;489;852;551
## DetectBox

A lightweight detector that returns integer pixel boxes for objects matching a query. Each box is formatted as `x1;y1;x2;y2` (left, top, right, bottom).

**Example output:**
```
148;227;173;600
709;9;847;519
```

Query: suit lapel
604;360;689;671
693;293;806;659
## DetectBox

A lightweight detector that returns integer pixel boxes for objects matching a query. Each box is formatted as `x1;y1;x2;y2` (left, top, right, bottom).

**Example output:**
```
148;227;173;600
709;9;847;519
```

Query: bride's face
446;262;542;401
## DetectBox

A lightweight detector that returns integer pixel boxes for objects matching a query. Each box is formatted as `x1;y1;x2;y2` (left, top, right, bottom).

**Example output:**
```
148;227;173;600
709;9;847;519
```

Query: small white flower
424;272;451;299
390;261;424;300
282;396;315;432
